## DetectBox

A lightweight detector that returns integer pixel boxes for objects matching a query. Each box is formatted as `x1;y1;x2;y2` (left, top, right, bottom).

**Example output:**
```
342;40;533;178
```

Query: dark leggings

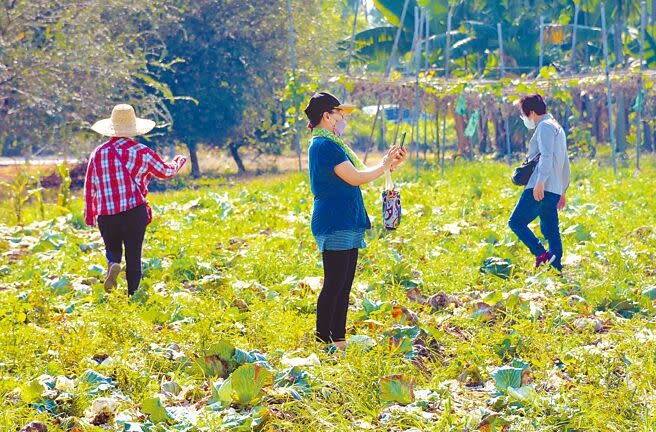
316;248;358;344
97;204;148;295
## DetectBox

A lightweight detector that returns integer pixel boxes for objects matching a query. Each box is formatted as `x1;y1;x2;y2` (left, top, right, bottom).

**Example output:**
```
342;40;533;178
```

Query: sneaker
104;262;121;292
535;251;556;269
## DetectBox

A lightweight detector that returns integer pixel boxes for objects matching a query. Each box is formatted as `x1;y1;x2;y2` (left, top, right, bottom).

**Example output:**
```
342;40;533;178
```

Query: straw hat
91;104;156;137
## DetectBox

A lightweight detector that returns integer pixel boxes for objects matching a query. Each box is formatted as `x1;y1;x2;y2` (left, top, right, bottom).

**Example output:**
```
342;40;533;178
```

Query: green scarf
312;128;365;169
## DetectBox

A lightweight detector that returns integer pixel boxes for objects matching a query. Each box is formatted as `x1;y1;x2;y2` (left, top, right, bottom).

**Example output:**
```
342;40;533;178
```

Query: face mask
521;115;535;130
334;118;347;137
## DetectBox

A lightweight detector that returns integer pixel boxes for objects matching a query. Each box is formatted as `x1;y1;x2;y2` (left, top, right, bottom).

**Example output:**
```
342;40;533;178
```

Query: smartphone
399;131;406;149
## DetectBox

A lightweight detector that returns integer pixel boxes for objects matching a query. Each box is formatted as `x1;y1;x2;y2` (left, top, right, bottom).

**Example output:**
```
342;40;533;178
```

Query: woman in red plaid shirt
85;104;187;295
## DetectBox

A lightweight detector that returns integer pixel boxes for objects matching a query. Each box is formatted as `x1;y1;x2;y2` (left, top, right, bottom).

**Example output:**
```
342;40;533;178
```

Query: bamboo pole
638;0;646;170
570;3;580;72
441;103;447;175
424;10;430;72
441;5;452;175
601;3;617;175
497;23;505;80
345;0;360;77
286;0;301;172
539;16;545;72
498;22;511;164
445;5;452;78
414;6;423;177
435;103;440;160
423;9;429;161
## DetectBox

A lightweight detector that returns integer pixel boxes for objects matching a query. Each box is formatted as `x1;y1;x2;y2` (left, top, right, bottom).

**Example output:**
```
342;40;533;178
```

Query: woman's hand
533;181;545;202
381;146;397;169
557;194;566;211
382;146;404;169
333;146;405;187
390;147;408;171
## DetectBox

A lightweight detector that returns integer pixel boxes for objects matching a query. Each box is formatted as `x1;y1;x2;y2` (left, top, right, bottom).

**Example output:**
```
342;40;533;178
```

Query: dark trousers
97;204;149;295
508;189;563;270
316;248;358;344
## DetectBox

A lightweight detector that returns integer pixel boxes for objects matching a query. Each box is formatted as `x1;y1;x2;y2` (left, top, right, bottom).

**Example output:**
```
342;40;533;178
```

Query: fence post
345;0;360;77
445;5;452;78
424;9;429;161
497;23;505;79
498;22;511;164
539;16;544;71
424;10;430;73
638;0;647;170
570;3;580;72
413;6;423;177
601;3;617;175
442;103;447;176
286;0;301;171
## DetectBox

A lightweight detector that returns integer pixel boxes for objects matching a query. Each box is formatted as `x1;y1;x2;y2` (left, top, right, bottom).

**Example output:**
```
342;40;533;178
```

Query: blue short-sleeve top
308;136;371;237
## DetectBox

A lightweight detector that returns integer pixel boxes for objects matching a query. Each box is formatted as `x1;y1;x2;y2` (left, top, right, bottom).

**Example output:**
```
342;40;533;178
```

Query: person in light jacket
509;94;570;271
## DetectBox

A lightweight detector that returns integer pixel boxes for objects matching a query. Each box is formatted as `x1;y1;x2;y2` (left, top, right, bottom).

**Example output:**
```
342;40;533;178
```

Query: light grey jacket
526;113;571;196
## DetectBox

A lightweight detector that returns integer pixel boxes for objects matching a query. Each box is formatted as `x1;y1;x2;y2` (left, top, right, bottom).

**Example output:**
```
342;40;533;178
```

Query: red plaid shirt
84;137;187;226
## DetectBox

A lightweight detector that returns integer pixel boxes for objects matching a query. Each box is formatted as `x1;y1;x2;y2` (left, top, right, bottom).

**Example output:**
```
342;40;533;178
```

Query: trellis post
497;23;505;80
570;3;580;72
441;103;447;175
445;5;452;78
601;3;617;175
441;4;452;175
424;8;430;160
413;6;423;177
638;0;647;170
498;23;511;164
539;16;544;72
345;0;360;77
286;0;301;171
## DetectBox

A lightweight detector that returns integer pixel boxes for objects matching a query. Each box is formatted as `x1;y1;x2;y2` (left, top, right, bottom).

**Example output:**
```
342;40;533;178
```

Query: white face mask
334;119;347;137
330;111;347;137
521;115;535;130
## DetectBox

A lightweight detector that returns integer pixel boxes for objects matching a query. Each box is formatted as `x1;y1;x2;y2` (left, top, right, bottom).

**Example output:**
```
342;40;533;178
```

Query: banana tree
339;0;452;74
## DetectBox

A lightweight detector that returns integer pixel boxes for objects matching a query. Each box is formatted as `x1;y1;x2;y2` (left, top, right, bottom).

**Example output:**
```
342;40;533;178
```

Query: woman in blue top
304;92;407;349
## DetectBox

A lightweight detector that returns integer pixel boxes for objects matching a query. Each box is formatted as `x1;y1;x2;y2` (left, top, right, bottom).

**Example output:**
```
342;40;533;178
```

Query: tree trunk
494;116;503;154
229;144;246;174
186;142;201;178
643;120;653;152
615;90;627;153
478;113;488;154
452;106;468;156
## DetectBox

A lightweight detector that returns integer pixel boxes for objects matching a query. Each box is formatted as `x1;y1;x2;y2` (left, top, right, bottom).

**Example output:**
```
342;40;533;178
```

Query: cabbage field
2;160;656;431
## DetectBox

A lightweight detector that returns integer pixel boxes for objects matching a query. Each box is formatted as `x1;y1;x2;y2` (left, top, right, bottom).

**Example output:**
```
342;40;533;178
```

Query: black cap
304;92;343;129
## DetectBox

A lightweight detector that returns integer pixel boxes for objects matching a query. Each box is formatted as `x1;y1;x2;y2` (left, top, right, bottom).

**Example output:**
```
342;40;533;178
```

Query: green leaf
479;257;513;280
372;0;416;30
507;385;536;403
21;379;45;403
347;335;377;351
642;286;656;300
379;374;415;405
216;364;273;407
142;396;175;424
491;367;522;392
49;277;71;295
491;361;531;393
193;355;226;379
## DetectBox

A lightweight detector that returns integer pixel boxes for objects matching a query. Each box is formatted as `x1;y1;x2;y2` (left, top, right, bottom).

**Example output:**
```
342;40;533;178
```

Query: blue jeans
508;189;562;270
